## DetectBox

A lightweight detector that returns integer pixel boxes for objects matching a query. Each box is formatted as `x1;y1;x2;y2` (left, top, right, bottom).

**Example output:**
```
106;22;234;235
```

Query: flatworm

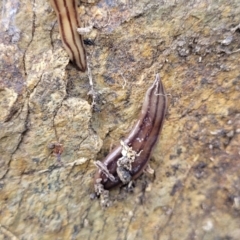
50;0;87;71
94;74;168;190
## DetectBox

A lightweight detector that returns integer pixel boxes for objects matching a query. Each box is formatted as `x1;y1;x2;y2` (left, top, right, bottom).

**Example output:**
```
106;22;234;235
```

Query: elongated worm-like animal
50;0;87;71
94;74;167;190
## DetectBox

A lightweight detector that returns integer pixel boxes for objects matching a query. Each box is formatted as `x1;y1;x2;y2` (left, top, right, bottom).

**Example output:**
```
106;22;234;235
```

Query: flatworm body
94;74;168;190
50;0;87;71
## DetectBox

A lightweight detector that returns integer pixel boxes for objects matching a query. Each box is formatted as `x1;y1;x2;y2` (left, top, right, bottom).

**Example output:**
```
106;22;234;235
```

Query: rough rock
0;0;240;239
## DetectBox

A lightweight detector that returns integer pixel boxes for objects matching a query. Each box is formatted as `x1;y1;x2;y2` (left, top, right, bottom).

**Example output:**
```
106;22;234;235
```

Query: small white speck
226;130;234;138
128;211;133;217
221;35;233;46
236;129;240;133
233;197;240;209
202;219;213;232
136;138;144;142
210;130;222;135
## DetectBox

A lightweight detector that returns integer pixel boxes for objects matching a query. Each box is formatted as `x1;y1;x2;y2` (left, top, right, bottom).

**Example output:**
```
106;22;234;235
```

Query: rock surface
0;0;240;239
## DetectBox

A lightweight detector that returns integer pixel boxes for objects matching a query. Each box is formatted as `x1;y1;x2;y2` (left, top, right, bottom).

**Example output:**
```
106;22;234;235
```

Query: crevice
52;101;64;142
50;20;57;50
22;0;36;77
0;108;29;180
28;73;44;98
3;94;24;122
0;65;43;180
